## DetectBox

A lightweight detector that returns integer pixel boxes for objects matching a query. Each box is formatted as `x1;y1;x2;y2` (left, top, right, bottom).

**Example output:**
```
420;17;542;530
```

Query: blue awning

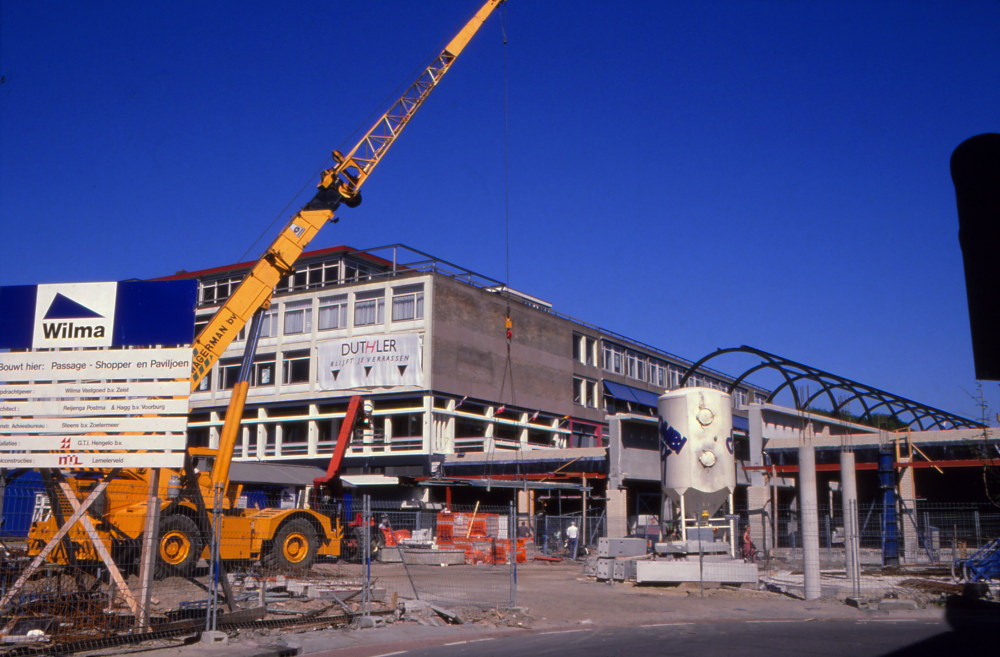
733;414;750;432
604;380;661;409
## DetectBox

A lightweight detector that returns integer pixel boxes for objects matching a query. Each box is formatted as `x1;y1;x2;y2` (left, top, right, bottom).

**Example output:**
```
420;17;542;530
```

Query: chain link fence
531;514;606;559
0;478;519;652
732;501;1000;602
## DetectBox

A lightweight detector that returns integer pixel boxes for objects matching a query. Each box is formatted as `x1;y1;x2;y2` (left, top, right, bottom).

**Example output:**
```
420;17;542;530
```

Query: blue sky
2;1;998;424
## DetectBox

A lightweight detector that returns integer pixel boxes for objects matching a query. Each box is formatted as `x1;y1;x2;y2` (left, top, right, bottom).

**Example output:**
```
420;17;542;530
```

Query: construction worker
566;521;579;560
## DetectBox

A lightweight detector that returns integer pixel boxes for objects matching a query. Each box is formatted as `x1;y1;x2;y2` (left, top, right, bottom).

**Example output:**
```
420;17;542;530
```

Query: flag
530;409;539;422
455;395;468;410
496;404;506;415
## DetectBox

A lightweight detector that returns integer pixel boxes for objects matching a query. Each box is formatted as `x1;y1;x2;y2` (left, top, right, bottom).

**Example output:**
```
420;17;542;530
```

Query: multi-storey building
159;244;769;508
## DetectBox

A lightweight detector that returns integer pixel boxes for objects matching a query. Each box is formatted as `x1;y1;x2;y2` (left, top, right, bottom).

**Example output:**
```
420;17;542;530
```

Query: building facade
160;244;769;509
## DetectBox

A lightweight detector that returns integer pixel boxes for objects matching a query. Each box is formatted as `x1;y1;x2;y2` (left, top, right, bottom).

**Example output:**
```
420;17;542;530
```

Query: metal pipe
799;445;821;600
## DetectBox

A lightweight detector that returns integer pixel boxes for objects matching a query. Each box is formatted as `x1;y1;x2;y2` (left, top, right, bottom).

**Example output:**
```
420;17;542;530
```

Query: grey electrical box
598;537;647;558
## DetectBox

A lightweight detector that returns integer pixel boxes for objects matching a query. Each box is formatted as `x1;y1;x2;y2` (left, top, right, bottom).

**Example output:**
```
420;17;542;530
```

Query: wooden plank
137;470;161;630
56;479;141;618
0;478;109;610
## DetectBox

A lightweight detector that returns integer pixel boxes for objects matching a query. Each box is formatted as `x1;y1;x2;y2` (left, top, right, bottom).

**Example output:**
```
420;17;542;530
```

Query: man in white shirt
566;521;579;560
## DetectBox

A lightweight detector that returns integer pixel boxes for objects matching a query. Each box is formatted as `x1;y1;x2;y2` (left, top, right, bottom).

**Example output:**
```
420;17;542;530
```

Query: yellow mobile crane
27;0;503;579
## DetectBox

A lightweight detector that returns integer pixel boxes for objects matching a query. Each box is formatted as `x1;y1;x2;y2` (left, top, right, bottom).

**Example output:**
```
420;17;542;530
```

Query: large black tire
264;519;318;572
155;515;202;579
349;526;381;563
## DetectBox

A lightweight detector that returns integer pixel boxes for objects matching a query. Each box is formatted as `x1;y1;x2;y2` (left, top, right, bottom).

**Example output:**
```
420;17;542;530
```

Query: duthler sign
318;332;424;390
0;280;197;469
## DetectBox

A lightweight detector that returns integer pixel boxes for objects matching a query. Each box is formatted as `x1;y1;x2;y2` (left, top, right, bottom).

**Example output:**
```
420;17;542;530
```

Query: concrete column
446;399;456;453
747;485;770;552
307;404;319;457
898;466;919;563
840;451;859;591
606;487;628;538
799;444;821;600
209;411;221;450
422;395;433;454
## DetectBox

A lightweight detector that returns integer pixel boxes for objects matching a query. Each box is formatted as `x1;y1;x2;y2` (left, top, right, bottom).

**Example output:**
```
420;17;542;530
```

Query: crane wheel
155;515;202;579
264;519;318;572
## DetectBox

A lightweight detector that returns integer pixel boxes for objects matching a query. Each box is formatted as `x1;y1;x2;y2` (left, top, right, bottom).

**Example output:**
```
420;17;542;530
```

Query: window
318;295;348;330
253;353;275;387
586;337;596;366
344;259;376;282
587;380;598;408
733;389;748;410
200;275;244;305
258;307;279;338
392;285;424;321
573;377;584;405
604;342;624;374
195;371;212;392
282;349;310;384
354;292;385;326
626;351;637;378
283;300;312;335
669;368;681;389
219;358;241;390
573;334;583;362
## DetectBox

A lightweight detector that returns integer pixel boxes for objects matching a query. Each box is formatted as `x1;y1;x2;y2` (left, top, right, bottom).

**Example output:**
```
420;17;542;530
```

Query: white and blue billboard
0;281;197;349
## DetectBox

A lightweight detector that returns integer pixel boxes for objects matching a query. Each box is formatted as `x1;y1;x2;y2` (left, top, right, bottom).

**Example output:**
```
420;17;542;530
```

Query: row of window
194;284;425;341
194;349;310;391
198;257;384;306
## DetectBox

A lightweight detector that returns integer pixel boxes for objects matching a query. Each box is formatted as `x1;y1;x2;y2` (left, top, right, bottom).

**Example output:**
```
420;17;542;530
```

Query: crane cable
233;9;477;268
487;3;517;489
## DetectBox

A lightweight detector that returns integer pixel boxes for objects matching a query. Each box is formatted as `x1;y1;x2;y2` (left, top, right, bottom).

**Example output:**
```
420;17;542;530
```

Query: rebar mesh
0;483;518;651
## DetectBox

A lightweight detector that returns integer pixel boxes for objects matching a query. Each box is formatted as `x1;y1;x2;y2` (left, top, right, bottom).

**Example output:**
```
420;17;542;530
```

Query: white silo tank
658;387;735;519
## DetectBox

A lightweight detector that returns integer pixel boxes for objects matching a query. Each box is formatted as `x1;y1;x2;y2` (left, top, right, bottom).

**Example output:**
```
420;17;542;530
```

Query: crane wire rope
233;6;481;267
487;2;520;491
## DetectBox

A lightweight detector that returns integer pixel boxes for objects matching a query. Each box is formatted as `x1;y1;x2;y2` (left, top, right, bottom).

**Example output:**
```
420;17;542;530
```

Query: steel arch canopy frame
677;346;982;430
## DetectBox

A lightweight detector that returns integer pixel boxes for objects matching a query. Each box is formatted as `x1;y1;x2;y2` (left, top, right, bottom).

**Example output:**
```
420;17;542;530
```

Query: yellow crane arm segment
188;0;503;390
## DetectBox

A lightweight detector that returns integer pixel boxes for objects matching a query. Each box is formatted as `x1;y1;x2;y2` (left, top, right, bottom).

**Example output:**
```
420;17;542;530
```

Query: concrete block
200;631;228;646
636;559;758;584
358;616;385;629
598;537;647;558
403;599;430;613
878;599;918;611
596;559;613;580
402;548;466;565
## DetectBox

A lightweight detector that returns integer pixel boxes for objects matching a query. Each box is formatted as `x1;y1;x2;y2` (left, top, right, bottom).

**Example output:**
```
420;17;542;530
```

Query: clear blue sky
2;1;998;424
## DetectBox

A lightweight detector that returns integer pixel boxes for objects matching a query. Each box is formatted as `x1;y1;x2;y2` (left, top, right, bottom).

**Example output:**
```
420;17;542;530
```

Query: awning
228;462;326;486
733;415;750;432
604;380;661;409
340;474;400;487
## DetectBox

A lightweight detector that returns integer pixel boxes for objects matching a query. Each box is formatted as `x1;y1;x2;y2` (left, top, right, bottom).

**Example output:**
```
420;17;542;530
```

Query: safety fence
731;501;1000;602
0;481;519;652
529;514;606;559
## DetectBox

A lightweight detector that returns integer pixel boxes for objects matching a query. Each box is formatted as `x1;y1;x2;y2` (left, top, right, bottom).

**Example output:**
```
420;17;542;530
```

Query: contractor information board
0;348;191;468
0;280;197;469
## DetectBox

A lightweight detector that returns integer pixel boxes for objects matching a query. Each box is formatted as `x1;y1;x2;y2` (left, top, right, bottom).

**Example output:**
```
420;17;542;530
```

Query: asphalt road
337;619;995;657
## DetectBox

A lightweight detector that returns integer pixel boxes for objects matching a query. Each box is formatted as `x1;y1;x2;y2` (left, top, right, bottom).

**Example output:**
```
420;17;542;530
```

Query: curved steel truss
678;345;983;430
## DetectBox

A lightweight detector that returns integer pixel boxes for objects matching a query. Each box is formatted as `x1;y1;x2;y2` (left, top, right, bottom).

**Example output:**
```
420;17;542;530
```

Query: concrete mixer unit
658;387;735;543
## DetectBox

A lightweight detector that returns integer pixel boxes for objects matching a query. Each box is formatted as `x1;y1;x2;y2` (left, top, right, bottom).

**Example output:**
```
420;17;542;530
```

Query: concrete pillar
606;487;628;538
840;451;859;591
307;404;319;457
799;445;821;600
898;466;919;563
747;485;770;551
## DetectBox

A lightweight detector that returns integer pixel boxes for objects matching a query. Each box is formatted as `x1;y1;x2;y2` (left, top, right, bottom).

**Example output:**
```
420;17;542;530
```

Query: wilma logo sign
32;283;117;348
